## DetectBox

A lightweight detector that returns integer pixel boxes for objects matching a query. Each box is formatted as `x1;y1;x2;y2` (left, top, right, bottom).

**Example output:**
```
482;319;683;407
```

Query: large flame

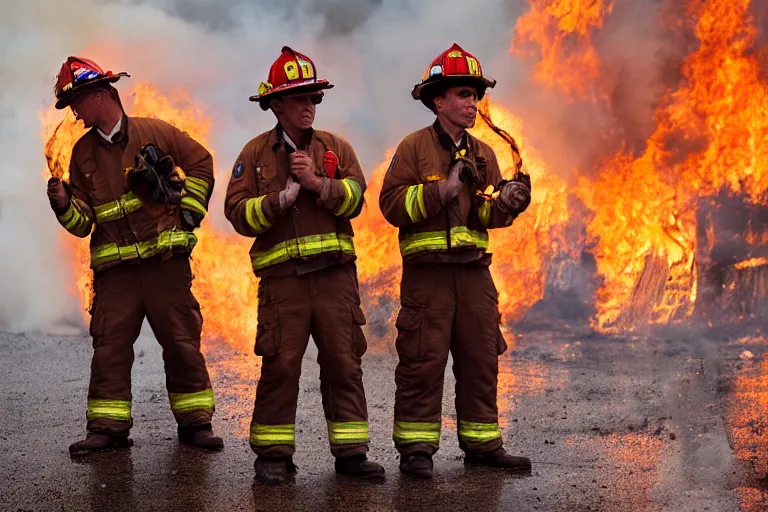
512;0;615;100
43;0;768;342
574;0;768;331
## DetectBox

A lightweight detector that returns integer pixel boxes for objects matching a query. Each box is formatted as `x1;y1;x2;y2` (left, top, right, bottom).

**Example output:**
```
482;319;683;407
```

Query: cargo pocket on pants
351;304;368;357
254;303;280;357
395;307;424;362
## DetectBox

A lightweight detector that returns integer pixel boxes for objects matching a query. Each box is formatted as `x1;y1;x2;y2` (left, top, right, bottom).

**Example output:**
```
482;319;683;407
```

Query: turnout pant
393;261;508;456
249;262;370;459
86;255;215;434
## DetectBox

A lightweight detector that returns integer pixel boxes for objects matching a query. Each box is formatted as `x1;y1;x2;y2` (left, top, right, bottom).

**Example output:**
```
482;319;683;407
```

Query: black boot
69;433;133;457
334;454;385;480
178;424;224;451
464;448;531;470
399;453;434;479
253;457;297;485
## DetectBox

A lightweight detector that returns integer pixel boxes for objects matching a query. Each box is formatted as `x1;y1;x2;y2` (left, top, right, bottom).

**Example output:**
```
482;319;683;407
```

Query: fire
42;110;93;313
125;84;258;352
43;82;257;351
352;152;402;345
472;103;569;323
548;0;768;331
42;0;768;342
512;0;615;100
735;258;768;271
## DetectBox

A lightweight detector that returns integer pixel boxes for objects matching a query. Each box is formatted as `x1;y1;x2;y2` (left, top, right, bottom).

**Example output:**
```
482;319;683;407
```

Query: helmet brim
411;74;496;101
249;80;334;110
55;72;129;110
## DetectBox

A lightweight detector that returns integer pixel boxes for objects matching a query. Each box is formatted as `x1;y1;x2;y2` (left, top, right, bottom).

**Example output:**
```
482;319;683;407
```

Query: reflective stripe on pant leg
327;421;369;445
393;420;441;446
87;398;132;422
168;388;215;414
458;420;502;444
250;423;295;446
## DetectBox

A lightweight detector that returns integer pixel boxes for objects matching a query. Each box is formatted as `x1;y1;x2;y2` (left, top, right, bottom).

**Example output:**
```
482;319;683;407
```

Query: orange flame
575;0;768;331
512;0;615;99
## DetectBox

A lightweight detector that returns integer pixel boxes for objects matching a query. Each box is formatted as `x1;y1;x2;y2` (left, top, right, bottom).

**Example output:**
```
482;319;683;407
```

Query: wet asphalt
2;324;768;511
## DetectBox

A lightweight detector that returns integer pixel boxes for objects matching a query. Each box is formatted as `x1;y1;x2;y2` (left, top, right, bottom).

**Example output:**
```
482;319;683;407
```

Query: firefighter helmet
249;46;334;110
412;43;496;110
54;56;129;110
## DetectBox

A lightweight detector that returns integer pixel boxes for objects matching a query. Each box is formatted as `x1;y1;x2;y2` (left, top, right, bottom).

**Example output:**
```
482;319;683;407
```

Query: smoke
0;0;751;332
0;0;523;332
502;0;695;179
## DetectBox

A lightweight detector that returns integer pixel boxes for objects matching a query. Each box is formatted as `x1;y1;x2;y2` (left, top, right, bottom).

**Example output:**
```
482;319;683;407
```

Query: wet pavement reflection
2;327;767;510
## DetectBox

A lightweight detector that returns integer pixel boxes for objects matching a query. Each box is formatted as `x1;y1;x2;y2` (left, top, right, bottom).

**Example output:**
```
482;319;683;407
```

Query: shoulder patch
232;161;244;178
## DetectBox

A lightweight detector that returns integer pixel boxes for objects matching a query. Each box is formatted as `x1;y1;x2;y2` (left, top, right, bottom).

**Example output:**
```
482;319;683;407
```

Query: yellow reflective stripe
244;196;273;234
168;388;215;414
405;184;427;223
399;226;489;256
335;179;363;218
57;202;77;226
251;233;355;271
57;200;93;236
183;176;209;203
86;398;132;422
393;420;441;445
180;196;207;216
90;229;197;268
249;424;295;446
94;192;143;224
458;420;502;443
478;201;492;227
327;421;369;445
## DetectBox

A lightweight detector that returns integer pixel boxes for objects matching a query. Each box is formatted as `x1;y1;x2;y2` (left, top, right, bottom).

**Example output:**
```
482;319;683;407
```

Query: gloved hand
497;181;531;215
47;177;71;213
278;175;301;214
290;150;324;194
128;144;183;204
438;160;465;205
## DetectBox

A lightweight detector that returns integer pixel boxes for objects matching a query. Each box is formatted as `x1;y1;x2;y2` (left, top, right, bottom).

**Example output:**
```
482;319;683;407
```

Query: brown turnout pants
393;261;508;456
86;255;214;434
249;262;370;459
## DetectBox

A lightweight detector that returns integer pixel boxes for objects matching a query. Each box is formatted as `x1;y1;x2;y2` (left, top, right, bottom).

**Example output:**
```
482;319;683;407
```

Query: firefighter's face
273;93;320;131
69;90;104;128
435;86;479;129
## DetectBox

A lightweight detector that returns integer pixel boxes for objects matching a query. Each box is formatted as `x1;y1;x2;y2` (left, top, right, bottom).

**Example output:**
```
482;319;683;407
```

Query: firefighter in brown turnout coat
380;44;533;478
46;57;222;456
225;47;384;483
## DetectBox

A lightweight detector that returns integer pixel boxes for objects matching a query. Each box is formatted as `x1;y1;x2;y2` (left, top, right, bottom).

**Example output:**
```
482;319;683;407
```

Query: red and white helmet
53;56;129;110
249;46;334;110
412;43;496;110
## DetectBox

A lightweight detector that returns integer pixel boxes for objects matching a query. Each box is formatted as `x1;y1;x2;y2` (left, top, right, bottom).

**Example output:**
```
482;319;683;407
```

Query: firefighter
46;56;222;456
225;47;384;484
379;43;533;478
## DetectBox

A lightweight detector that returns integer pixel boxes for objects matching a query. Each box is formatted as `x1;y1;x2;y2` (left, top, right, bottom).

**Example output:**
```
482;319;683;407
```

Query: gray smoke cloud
0;0;693;332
